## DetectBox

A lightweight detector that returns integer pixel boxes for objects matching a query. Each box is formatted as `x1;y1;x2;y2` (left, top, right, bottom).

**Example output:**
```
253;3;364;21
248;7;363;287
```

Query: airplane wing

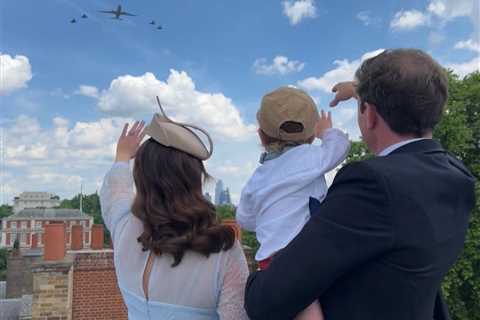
98;10;116;14
121;12;136;16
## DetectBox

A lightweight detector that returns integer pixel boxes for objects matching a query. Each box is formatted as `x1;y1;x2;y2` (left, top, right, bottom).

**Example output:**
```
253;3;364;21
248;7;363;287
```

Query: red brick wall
72;251;127;320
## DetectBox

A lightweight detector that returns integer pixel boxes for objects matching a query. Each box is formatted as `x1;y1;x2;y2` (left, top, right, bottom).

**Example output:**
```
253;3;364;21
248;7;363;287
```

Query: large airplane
98;5;136;19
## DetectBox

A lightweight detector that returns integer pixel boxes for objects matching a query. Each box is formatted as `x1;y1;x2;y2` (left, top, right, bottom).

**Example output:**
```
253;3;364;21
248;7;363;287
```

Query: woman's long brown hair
131;138;235;267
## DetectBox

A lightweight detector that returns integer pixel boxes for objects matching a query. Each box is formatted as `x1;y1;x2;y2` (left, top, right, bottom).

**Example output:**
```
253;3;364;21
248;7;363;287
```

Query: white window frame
20;232;27;245
11;222;17;229
21;221;28;229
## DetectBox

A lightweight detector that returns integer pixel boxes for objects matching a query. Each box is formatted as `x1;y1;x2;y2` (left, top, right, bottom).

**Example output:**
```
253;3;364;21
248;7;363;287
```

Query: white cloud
253;56;305;75
297;49;385;93
390;10;430;30
3;115;128;168
97;70;256;140
427;0;476;20
427;1;447;16
454;39;480;52
447;57;480;78
393;1;478;33
1;114;135;203
282;0;317;25
74;85;99;98
356;11;379;26
0;53;32;95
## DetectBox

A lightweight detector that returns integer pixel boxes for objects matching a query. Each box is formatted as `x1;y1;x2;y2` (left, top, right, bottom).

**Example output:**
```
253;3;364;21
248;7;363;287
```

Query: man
244;49;476;320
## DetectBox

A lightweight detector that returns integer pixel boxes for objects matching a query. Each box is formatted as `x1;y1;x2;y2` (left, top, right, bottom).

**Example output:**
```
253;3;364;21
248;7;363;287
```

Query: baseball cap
257;87;319;141
144;97;213;160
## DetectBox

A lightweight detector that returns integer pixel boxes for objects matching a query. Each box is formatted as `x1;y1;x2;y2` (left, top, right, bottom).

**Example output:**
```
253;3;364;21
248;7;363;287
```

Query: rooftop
15;192;59;199
5;208;91;220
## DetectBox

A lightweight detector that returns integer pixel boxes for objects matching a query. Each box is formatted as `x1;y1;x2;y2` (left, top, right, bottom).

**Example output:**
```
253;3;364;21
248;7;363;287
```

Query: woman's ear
364;102;378;130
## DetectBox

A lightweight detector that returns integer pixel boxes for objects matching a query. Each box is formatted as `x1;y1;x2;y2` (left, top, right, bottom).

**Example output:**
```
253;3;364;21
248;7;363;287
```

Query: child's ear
258;129;268;146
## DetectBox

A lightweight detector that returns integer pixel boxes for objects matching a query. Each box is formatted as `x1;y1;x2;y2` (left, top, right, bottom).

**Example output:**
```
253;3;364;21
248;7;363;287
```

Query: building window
11;232;17;244
20;232;27;245
11;222;17;229
21;221;27;229
36;221;42;229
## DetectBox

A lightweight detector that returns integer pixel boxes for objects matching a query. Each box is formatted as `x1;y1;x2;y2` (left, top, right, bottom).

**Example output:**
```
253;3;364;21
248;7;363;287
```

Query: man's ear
364;102;378;130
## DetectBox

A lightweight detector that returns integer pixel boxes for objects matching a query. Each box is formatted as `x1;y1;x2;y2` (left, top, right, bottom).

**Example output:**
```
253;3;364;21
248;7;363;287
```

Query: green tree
60;192;111;245
216;205;260;253
435;72;480;320
0;248;8;280
0;205;13;219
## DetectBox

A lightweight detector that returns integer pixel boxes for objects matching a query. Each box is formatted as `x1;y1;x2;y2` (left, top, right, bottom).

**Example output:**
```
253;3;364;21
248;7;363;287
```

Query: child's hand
329;81;357;107
315;110;332;139
115;121;146;162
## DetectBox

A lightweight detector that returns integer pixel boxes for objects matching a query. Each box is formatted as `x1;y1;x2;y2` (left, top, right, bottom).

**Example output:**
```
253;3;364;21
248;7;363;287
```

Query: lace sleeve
99;161;134;240
217;241;250;320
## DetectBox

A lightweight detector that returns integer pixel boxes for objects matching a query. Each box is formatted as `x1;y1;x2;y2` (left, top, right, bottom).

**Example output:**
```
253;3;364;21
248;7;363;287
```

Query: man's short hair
355;49;448;137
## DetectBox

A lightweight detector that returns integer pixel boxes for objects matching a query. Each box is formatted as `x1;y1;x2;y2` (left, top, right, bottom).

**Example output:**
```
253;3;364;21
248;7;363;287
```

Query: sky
0;0;479;205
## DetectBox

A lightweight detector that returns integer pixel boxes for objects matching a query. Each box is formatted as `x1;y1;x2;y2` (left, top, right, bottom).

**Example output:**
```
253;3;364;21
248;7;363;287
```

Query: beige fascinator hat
143;97;213;160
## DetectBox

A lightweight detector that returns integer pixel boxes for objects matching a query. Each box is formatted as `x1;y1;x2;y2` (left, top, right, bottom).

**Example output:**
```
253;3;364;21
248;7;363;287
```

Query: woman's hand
115;121;146;162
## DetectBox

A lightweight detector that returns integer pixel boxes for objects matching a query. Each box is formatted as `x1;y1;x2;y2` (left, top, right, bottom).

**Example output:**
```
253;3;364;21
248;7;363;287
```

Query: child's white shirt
236;128;351;261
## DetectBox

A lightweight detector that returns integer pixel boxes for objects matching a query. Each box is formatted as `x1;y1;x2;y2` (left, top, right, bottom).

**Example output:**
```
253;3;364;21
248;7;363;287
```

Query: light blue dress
100;162;250;320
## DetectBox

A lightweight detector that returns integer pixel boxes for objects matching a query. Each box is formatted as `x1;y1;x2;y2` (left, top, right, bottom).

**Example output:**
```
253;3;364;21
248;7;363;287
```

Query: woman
100;103;249;320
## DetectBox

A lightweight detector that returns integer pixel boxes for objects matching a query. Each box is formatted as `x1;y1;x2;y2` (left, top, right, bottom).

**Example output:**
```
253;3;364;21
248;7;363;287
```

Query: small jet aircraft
157;25;163;30
81;14;88;19
99;5;136;19
150;20;156;25
70;18;77;23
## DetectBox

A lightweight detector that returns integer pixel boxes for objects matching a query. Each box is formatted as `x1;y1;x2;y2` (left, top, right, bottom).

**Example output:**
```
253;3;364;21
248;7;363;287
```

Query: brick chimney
44;223;66;261
222;219;242;241
71;225;84;250
91;224;104;250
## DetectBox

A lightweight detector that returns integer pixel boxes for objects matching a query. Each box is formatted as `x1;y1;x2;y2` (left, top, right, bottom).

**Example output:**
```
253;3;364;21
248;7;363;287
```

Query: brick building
5;222;127;320
1;208;93;250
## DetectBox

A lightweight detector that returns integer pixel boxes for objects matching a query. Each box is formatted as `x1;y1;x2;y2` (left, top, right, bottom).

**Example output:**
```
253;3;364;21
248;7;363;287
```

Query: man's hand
115;121;146;162
315;110;332;139
329;81;357;107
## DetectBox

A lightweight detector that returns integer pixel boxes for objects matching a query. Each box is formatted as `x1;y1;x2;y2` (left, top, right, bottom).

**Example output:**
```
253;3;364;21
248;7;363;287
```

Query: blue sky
1;0;479;204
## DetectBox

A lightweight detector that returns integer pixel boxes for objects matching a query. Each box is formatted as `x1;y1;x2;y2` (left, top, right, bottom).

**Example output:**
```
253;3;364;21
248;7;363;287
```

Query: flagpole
80;183;83;214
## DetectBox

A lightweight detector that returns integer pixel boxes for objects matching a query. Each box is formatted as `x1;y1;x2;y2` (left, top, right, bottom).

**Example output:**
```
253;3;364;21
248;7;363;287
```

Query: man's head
257;87;319;152
354;49;448;152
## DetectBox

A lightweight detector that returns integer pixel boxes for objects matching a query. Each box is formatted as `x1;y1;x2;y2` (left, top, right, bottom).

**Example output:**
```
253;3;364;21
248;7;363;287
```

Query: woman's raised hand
115;121;146;162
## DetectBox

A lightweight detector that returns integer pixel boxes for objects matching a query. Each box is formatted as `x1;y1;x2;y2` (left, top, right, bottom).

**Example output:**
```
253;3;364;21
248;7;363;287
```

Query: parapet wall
71;250;127;320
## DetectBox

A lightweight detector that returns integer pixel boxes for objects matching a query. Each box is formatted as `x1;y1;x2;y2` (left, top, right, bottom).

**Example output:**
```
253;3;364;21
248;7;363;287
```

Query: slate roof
0;298;21;320
5;208;92;220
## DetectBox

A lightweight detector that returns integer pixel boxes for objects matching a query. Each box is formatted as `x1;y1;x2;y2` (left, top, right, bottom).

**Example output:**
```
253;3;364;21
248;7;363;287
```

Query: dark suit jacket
245;139;476;320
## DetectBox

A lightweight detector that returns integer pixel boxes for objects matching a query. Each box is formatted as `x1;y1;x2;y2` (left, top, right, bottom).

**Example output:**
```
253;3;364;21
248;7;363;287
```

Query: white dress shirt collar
378;138;429;156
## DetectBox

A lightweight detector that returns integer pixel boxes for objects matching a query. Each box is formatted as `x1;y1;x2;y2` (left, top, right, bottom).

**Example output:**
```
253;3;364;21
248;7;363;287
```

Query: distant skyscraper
221;188;232;205
215;180;224;205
